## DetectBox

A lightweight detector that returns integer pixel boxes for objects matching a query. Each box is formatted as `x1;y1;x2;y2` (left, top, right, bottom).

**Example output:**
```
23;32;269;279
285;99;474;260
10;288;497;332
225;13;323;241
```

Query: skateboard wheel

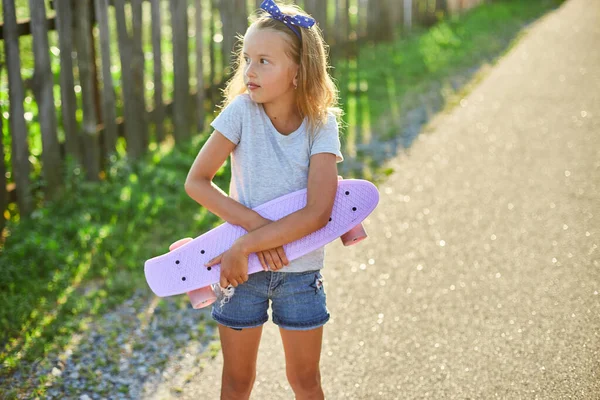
340;223;367;246
187;286;217;309
169;237;193;251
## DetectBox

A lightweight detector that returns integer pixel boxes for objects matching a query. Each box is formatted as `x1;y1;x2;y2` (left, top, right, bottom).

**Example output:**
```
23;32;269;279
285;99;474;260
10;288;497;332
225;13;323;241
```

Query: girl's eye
243;57;269;65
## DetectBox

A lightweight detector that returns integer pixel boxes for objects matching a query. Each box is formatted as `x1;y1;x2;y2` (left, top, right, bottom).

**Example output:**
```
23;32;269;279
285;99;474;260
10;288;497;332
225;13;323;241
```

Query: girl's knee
222;370;256;398
287;367;322;394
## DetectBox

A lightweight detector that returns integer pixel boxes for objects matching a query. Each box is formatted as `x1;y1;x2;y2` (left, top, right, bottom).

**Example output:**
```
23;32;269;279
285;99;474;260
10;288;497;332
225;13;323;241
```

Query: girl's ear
292;64;299;87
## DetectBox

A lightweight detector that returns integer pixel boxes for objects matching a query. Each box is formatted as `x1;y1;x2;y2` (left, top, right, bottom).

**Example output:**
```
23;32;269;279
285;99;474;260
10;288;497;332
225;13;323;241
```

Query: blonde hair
219;2;343;138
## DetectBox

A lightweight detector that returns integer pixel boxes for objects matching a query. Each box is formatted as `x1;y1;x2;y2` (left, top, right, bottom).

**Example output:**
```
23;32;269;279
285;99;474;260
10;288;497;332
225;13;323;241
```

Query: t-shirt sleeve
310;113;344;163
210;95;246;145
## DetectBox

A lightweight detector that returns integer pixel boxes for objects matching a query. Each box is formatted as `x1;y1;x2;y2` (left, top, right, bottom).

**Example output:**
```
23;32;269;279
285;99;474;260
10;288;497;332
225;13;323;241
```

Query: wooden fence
0;0;488;230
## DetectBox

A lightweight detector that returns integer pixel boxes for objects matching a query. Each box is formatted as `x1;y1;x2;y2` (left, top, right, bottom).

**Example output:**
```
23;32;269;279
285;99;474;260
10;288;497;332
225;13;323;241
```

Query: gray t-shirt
210;93;344;273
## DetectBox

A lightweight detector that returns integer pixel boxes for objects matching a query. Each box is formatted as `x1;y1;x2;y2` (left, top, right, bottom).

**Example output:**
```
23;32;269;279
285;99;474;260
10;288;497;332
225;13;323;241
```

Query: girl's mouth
247;83;261;91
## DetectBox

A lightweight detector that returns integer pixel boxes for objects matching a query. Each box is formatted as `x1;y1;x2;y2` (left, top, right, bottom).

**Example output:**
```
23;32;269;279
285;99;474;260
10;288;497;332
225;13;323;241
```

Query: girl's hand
246;215;289;271
205;242;249;288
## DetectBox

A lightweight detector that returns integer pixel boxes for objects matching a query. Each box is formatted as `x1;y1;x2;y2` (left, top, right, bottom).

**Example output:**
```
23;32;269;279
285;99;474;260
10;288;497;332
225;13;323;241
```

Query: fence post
94;0;119;160
28;0;63;198
195;0;205;132
170;0;191;142
367;0;393;41
2;0;33;216
114;0;144;159
150;0;165;142
131;0;148;151
209;0;217;103
218;0;247;76
0;64;7;231
304;0;327;31
336;0;349;45
74;0;101;181
404;0;413;31
54;0;82;166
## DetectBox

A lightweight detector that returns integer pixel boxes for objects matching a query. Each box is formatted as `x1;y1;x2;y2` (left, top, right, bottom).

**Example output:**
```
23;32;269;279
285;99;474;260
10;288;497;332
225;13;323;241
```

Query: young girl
183;1;343;398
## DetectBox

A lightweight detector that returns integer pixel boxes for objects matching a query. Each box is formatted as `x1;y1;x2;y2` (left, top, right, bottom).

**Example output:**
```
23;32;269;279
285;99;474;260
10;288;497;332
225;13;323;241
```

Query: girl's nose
245;62;257;78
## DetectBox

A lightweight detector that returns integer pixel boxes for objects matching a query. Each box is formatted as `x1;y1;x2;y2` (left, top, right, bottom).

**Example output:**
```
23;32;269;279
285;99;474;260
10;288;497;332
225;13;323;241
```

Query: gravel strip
9;290;218;399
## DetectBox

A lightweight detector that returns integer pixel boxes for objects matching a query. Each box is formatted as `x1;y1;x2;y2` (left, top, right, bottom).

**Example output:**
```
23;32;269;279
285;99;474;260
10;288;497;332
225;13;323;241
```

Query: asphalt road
164;0;600;398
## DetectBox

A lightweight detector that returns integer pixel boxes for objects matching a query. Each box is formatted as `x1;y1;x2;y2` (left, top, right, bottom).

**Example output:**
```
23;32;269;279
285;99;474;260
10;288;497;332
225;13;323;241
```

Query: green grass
0;0;565;396
0;133;228;395
331;0;564;179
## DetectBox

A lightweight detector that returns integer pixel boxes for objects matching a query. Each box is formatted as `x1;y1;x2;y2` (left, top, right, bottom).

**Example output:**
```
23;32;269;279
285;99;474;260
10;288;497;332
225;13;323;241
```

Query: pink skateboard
144;179;379;308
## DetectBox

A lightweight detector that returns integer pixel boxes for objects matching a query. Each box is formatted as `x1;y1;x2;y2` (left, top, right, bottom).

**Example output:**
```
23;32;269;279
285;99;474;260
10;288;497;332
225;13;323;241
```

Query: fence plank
218;0;233;72
131;0;148;151
2;0;33;216
209;0;216;103
334;0;348;45
0;15;56;40
29;0;63;198
436;0;449;15
150;0;165;141
218;0;247;73
356;0;367;39
115;0;144;159
367;0;393;40
170;0;191;142
304;0;327;36
0;64;7;230
74;0;101;180
94;0;119;159
389;0;402;27
54;0;82;164
195;0;205;132
404;0;413;29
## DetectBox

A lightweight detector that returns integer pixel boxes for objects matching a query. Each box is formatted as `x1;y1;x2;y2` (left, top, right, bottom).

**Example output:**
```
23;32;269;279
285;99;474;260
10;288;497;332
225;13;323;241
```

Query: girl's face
242;27;298;104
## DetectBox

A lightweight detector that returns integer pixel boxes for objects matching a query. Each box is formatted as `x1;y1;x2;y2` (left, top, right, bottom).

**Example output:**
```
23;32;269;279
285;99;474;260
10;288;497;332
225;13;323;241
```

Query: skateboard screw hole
207;267;212;271
175;260;180;264
352;207;357;211
345;191;350;195
201;250;205;254
182;277;186;281
328;217;332;222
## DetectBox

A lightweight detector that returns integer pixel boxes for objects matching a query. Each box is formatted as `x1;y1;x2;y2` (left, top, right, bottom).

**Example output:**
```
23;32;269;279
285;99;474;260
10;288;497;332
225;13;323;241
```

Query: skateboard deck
144;179;379;298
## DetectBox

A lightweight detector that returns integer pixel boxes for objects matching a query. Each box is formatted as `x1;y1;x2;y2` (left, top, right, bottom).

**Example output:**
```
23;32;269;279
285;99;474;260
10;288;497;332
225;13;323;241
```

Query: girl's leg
279;326;325;400
218;324;263;400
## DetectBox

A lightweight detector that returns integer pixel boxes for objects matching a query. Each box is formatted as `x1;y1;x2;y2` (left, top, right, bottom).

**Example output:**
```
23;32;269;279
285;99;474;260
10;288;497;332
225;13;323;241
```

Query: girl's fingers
205;254;223;267
221;276;239;288
258;252;268;271
275;246;289;266
264;251;275;270
219;275;229;288
269;249;283;269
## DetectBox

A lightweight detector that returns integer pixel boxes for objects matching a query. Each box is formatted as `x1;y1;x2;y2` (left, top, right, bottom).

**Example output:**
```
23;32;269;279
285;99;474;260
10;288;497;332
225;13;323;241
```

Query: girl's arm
185;130;264;231
232;153;339;255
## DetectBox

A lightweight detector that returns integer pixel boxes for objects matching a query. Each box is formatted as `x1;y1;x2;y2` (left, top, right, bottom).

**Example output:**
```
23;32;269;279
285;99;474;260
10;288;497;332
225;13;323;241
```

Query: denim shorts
211;270;330;331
